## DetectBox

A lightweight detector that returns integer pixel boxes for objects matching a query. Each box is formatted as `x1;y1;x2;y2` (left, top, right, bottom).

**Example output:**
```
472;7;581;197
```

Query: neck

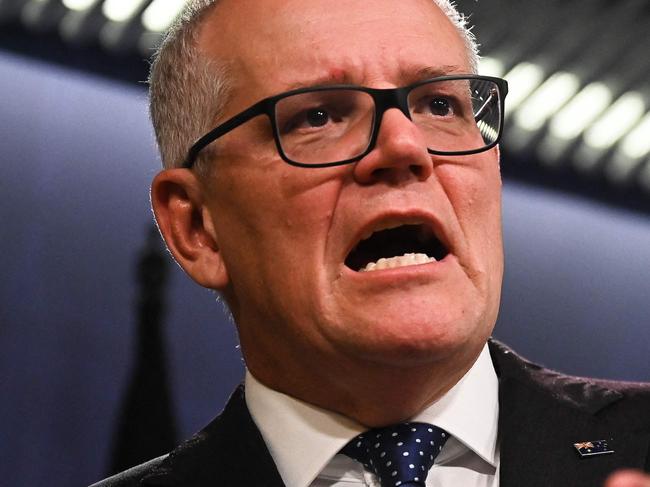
245;342;483;427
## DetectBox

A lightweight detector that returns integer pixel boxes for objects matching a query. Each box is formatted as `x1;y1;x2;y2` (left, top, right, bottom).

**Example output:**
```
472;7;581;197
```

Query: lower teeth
360;253;436;272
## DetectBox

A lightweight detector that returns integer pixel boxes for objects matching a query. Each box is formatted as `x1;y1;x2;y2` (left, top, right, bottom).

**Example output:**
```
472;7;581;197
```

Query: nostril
410;164;424;177
370;167;390;179
359;161;431;185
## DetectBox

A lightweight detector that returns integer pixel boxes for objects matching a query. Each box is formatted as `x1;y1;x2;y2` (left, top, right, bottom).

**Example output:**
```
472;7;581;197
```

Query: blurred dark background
0;1;648;486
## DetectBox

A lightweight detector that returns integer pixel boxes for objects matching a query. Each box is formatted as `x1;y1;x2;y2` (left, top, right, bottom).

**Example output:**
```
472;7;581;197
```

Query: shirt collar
245;343;499;487
412;344;499;467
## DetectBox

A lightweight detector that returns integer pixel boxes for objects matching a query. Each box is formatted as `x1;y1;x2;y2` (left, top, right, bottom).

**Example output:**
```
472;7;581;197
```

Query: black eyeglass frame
182;74;509;169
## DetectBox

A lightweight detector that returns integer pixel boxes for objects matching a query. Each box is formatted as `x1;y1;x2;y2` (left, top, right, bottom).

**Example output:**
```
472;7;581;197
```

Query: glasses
182;75;508;169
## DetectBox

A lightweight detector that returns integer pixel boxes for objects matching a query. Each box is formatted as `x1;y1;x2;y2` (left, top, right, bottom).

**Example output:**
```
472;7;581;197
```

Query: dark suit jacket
91;340;650;486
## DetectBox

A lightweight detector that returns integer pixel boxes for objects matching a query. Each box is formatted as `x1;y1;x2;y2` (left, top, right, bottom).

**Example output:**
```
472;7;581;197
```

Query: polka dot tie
341;422;449;487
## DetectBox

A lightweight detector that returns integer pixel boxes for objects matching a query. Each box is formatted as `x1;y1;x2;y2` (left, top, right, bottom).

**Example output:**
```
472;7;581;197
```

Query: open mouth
345;224;449;273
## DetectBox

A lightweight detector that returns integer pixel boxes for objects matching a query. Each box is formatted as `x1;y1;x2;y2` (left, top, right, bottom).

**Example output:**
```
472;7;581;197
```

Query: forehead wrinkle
284;69;357;91
282;61;469;93
408;65;468;82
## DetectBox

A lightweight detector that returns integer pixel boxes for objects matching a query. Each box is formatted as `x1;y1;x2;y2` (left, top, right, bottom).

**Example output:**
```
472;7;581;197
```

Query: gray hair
148;0;479;172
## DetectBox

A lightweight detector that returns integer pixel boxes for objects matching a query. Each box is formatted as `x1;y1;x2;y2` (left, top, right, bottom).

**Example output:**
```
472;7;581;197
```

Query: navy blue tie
341;422;449;486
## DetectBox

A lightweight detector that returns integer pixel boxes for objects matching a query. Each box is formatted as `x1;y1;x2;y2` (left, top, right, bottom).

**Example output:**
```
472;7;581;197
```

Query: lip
341;251;455;285
341;209;453;270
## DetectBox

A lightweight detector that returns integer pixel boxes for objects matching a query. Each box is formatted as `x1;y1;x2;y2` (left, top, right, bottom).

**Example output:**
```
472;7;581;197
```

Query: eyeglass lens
274;78;502;165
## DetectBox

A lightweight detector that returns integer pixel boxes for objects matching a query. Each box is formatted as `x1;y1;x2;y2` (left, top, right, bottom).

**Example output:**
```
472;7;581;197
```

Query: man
92;0;650;485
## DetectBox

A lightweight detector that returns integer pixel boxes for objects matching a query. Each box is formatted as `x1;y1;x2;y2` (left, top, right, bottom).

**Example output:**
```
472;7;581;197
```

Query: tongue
360;252;436;272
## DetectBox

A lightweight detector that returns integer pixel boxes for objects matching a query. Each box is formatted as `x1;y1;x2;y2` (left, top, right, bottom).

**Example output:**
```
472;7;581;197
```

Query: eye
428;97;452;117
306;108;330;127
281;106;337;133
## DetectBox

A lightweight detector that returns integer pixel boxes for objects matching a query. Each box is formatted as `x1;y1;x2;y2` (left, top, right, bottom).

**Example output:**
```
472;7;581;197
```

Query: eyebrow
284;64;468;91
405;65;468;83
284;72;357;91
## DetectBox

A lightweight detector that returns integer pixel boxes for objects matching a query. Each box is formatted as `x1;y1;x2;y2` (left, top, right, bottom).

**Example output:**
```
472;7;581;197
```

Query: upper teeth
360;253;436;272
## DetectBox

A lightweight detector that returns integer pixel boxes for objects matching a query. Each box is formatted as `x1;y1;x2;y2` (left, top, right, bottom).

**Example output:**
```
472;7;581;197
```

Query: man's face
197;0;503;379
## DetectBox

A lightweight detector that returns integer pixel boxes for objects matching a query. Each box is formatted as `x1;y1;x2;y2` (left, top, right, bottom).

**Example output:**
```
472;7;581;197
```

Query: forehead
199;0;469;99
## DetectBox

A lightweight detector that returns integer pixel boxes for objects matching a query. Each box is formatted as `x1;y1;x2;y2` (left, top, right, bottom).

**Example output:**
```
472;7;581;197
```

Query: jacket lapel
490;340;650;487
140;385;285;487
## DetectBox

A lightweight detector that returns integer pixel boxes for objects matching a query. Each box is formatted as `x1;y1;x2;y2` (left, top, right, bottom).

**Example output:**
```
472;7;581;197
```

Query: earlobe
151;169;230;290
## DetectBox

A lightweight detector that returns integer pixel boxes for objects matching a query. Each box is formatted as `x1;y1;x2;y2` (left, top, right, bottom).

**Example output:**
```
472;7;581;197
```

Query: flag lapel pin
574;439;614;458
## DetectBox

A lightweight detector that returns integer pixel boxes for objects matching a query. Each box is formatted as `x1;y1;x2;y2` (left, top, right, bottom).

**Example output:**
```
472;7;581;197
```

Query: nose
352;108;434;185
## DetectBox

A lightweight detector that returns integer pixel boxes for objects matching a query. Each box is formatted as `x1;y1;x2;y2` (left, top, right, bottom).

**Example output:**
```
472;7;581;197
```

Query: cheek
436;163;503;272
436;164;500;224
212;163;345;270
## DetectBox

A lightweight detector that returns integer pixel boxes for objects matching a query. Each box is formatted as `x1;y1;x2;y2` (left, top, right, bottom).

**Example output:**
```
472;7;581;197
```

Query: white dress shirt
245;344;500;487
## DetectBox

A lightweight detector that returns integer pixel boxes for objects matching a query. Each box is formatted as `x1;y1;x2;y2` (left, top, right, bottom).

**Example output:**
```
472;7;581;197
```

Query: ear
151;169;230;290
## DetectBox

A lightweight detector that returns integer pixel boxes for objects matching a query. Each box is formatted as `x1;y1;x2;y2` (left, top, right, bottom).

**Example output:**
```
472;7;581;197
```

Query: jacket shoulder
490;339;650;420
88;455;168;487
88;384;284;486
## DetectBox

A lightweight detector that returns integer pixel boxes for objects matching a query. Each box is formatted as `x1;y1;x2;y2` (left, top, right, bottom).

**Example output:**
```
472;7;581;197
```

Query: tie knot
341;422;448;487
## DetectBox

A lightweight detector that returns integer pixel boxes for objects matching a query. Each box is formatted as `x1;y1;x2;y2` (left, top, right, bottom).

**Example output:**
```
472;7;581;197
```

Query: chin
327;298;490;368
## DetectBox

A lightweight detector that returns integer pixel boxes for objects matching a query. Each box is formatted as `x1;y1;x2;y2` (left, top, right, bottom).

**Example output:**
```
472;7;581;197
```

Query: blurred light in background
550;83;612;143
62;0;97;11
478;56;505;78
585;92;646;152
620;113;650;161
515;72;580;133
503;62;545;116
142;0;186;32
102;0;147;23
